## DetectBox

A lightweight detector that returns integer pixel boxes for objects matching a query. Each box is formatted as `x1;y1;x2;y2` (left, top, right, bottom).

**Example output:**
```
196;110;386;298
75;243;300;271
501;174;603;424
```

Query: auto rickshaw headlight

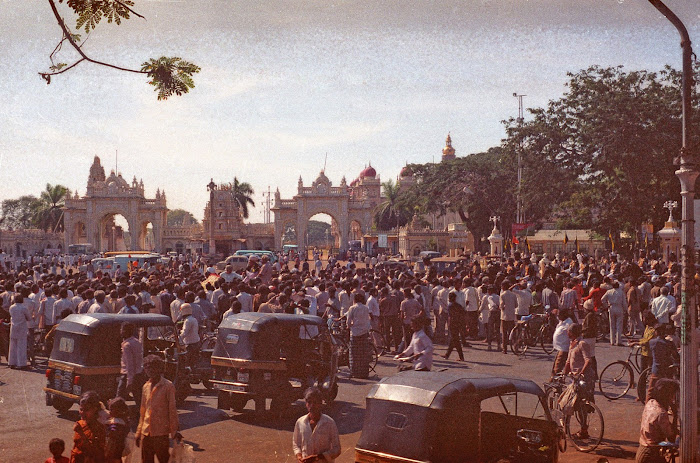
517;429;543;445
73;375;81;385
45;368;52;379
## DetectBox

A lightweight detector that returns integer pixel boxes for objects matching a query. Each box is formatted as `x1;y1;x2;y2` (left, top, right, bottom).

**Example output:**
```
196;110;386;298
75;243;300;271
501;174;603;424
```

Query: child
105;397;130;463
70;391;106;463
44;438;69;463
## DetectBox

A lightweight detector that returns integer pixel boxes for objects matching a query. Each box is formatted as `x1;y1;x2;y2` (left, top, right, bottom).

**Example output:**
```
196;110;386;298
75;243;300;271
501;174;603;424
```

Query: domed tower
442;133;456;161
398;165;415;191
355;163;381;208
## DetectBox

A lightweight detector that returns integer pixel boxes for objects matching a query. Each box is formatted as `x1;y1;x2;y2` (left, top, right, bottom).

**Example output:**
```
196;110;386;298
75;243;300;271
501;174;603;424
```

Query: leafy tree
306;220;332;246
407;147;517;247
0;196;42;230
374;180;412;230
229;177;255;219
34;184;69;232
40;0;200;99
167;209;198;226
504;65;699;236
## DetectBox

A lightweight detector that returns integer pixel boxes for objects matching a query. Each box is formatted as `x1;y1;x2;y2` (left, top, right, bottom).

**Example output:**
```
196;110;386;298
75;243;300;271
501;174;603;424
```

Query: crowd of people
0;247;691;462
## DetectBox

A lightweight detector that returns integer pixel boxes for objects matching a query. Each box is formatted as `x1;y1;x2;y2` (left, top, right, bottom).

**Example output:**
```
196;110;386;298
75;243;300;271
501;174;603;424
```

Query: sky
0;0;698;226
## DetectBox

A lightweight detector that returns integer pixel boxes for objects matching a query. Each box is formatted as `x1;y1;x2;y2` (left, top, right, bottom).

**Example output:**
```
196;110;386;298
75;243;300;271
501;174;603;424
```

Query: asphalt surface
0;334;645;463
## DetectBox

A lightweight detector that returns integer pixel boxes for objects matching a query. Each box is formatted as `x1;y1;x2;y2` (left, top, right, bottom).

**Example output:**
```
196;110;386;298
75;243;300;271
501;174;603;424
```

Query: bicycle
651;440;679;463
598;344;645;400
510;313;555;355
329;318;378;373
369;327;388;356
544;374;604;452
637;363;680;406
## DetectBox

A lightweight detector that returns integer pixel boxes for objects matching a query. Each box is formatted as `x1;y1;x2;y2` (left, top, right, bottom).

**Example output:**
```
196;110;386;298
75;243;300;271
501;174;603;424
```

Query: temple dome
359;164;376;178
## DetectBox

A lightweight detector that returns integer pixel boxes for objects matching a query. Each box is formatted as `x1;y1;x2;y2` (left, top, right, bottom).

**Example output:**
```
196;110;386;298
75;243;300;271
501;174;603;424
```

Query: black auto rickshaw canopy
356;370;550;463
214;312;326;362
51;313;174;366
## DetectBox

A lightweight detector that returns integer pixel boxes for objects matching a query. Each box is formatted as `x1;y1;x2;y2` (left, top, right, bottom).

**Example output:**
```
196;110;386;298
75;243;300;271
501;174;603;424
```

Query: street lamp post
207;179;217;256
648;1;697;461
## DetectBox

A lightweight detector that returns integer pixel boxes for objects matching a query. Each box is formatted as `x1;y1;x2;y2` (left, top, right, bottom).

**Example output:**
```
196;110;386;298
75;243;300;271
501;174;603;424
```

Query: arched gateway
63;156;167;252
272;169;379;252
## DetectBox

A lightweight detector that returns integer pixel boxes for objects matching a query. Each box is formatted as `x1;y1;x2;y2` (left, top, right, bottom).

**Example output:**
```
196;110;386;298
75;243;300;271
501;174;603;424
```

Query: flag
575;236;580;253
564;233;569;245
513;236;519;245
645;233;649;249
609;231;615;252
525;236;530;252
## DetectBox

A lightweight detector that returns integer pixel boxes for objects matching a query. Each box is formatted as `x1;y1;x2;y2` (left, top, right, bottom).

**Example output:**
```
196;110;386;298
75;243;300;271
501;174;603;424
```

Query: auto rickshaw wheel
175;379;191;405
230;394;248;412
52;397;73;414
324;382;338;404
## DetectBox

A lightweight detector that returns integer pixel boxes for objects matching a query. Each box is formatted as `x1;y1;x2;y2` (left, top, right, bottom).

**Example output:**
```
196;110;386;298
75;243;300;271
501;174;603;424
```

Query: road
0;334;645;463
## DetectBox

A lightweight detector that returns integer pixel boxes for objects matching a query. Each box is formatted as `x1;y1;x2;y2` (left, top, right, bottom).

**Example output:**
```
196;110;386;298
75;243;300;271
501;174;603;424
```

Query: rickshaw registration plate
237;372;249;382
215;383;246;392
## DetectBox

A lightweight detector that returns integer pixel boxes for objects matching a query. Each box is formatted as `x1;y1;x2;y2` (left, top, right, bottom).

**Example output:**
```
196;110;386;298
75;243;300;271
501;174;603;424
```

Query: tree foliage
405;64;699;242
41;0;200;99
229;177;255;219
374;180;413;230
0;184;69;232
167;209;198;226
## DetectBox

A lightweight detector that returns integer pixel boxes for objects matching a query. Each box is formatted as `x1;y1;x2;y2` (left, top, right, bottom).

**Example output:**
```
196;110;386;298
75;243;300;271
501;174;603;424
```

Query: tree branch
46;0;146;75
114;0;145;19
40;58;86;79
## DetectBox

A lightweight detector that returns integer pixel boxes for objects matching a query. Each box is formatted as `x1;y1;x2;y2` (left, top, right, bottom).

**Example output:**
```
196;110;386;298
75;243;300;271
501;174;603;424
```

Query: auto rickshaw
211;312;339;414
355;371;564;463
44;313;186;413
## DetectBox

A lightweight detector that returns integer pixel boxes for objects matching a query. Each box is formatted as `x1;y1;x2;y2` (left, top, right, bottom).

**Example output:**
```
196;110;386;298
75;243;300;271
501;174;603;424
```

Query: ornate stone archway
272;170;377;252
63;156;168;252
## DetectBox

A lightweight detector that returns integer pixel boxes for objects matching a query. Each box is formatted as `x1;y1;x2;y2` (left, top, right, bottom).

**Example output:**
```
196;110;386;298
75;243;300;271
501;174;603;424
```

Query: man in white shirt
551;310;574;380
237;285;253;313
346;294;372;379
511;281;533;321
88;290;108;314
221;265;242;283
293;387;341;463
395;316;433;371
462;278;480;340
178;304;201;368
650;286;673;325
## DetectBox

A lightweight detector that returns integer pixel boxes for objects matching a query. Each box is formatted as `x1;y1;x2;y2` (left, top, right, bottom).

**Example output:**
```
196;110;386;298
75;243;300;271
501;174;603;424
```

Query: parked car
216;255;249;272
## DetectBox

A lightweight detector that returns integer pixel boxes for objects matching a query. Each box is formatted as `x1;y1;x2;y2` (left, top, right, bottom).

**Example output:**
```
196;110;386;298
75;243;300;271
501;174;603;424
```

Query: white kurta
292;413;341;462
9;303;31;367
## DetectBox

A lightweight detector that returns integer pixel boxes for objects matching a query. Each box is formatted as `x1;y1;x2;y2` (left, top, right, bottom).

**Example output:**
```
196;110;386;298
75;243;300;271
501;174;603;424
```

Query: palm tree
374;180;405;230
34;183;68;232
230;177;255;219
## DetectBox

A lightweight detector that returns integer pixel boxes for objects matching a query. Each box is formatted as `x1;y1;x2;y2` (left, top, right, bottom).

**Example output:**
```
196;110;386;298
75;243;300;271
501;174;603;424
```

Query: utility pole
513;93;526;226
648;2;697;461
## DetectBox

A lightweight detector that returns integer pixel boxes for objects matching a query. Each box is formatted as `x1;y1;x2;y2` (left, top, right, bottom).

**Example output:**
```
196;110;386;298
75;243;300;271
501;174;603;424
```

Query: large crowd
0;247;691;462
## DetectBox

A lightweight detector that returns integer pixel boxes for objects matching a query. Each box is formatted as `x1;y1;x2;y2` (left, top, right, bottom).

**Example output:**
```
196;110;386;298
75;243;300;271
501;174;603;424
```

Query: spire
442;132;456;161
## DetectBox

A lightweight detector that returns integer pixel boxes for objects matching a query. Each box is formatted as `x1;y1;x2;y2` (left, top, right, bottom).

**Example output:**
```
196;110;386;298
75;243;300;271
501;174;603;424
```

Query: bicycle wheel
637;367;651;403
511;325;527;355
632;345;643;373
369;343;379;372
565;400;604;452
540;324;554;354
598;361;633;400
369;329;387;356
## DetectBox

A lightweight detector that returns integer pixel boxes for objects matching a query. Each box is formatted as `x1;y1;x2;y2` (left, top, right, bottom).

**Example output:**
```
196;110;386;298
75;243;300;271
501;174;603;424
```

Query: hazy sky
1;0;698;225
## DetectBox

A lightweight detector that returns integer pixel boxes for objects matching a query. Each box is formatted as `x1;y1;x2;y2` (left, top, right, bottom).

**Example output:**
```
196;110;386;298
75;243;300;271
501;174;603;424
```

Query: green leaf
141;57;201;100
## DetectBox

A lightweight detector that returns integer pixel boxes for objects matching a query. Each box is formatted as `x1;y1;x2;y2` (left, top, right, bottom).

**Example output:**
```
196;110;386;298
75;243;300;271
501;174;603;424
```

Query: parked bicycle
637;363;680;405
510;312;555;355
598;345;645;400
544;374;604;452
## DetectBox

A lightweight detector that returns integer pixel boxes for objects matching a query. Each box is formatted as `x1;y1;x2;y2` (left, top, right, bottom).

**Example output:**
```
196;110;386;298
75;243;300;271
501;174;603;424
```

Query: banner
378;234;388;248
511;222;535;236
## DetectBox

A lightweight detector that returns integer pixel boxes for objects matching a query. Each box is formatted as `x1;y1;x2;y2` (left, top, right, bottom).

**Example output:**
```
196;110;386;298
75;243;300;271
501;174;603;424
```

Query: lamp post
648;1;697;461
207;179;217;256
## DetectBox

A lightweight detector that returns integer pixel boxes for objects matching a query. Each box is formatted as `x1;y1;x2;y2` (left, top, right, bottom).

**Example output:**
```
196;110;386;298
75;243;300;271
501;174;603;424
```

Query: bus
68;243;94;255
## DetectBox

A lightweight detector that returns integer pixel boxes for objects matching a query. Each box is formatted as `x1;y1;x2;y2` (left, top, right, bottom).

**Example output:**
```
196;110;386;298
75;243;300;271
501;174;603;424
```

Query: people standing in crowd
8;293;31;369
346;293;372;379
443;291;465;361
70;391;106;463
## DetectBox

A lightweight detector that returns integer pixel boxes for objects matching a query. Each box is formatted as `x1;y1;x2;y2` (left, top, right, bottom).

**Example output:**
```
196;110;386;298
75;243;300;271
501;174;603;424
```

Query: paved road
0;337;643;463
